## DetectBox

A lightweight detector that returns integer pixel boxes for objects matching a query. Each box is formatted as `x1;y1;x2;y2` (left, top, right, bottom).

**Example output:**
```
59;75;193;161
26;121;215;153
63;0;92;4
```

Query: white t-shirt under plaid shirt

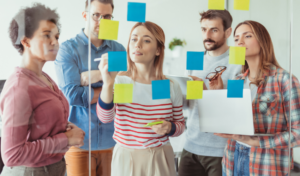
96;75;185;149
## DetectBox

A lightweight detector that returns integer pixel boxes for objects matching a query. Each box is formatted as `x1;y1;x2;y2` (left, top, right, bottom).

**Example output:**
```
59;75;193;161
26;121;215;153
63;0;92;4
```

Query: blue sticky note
227;80;244;98
127;2;146;22
152;80;171;100
186;51;204;70
108;51;127;72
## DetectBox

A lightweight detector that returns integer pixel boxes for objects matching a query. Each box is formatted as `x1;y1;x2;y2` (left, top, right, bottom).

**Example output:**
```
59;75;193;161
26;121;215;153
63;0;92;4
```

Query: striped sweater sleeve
169;80;185;137
96;95;116;123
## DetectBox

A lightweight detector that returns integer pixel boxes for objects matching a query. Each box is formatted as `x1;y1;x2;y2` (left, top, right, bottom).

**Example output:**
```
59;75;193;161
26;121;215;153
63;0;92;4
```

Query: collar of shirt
235;64;277;85
77;28;112;50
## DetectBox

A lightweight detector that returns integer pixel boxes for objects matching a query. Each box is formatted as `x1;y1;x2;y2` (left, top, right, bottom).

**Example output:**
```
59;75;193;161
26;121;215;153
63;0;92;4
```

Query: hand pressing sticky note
186;51;204;71
99;19;119;40
152;80;170;100
229;46;246;65
234;0;250;11
114;84;134;103
227;80;244;98
208;0;225;10
108;51;127;72
127;2;146;22
187;81;203;100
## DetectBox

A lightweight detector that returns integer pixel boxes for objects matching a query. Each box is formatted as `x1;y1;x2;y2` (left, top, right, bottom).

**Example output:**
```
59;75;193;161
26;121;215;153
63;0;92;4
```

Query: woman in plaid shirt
215;21;300;176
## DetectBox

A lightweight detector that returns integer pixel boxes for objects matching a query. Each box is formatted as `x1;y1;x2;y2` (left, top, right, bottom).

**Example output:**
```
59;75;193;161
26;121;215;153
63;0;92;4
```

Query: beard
203;34;226;51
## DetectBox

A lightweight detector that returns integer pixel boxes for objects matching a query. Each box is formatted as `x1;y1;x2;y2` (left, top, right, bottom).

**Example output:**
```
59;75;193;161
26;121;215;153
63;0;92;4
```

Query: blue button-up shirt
54;29;126;150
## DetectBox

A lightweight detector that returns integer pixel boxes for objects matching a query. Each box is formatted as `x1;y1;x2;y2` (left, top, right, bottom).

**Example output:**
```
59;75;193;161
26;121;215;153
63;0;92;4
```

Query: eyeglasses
205;66;227;81
92;13;114;21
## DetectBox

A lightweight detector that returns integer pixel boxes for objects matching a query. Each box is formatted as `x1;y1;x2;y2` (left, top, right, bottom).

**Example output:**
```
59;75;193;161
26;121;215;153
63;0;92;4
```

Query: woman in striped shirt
96;21;185;176
215;21;300;176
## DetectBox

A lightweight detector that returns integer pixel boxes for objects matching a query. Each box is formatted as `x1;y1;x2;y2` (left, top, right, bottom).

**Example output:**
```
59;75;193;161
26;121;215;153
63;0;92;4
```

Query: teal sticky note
186;51;204;70
227;80;244;98
127;2;146;22
108;51;127;72
152;80;170;100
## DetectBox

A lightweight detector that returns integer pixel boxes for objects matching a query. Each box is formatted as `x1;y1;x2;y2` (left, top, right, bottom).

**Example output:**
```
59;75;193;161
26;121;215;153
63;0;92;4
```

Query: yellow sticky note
99;19;119;40
186;81;203;100
114;84;133;103
229;46;246;65
208;0;225;10
234;0;250;11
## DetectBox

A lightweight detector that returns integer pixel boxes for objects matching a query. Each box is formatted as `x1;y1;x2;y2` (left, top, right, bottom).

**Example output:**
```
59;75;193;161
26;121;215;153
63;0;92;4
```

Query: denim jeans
223;142;250;176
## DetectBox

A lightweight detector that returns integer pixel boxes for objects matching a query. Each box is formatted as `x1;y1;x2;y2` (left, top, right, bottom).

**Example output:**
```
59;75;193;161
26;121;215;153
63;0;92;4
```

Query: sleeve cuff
98;95;114;110
167;122;176;136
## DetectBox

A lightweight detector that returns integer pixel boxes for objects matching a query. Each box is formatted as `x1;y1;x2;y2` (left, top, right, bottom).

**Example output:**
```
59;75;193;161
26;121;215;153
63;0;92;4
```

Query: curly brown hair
9;3;60;55
200;10;232;31
85;0;114;10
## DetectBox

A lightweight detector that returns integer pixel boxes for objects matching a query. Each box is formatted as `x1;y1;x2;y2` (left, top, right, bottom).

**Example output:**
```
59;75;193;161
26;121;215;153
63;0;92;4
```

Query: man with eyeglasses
54;0;125;175
178;10;241;176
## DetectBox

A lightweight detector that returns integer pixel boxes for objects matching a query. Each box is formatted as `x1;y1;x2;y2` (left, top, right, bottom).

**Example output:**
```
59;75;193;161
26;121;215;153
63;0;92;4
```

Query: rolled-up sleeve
55;43;94;108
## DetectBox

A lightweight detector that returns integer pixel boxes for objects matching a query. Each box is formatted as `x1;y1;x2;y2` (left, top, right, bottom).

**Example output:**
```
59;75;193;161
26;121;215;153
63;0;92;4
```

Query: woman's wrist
166;121;172;134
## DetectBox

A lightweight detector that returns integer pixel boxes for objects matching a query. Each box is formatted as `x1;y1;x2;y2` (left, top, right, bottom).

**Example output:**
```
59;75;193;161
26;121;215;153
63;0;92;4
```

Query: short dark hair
85;0;114;11
200;10;232;31
9;3;60;55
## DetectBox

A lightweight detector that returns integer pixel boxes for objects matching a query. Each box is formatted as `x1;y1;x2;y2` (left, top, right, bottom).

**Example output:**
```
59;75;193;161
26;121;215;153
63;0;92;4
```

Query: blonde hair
234;20;281;86
119;21;166;81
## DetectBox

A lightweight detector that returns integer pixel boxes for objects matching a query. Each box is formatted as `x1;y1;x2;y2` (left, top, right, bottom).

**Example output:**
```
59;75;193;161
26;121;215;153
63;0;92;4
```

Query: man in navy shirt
55;0;125;175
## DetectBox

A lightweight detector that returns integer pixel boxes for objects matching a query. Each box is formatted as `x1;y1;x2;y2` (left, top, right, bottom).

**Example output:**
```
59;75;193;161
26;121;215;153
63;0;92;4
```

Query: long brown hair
234;20;281;86
119;21;166;81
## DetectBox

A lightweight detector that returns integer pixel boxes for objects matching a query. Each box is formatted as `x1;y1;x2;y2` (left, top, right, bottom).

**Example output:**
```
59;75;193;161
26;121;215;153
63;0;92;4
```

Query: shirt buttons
59;97;62;100
99;123;101;126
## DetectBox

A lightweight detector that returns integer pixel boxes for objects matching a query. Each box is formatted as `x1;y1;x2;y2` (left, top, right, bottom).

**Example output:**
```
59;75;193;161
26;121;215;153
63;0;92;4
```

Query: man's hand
209;75;224;90
80;70;102;86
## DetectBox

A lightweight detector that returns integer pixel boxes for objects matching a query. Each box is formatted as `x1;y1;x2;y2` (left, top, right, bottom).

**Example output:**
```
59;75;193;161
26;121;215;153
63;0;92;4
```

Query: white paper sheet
197;89;255;135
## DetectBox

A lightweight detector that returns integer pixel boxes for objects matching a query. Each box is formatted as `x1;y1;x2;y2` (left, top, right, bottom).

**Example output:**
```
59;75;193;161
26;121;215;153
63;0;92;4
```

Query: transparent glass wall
0;0;299;176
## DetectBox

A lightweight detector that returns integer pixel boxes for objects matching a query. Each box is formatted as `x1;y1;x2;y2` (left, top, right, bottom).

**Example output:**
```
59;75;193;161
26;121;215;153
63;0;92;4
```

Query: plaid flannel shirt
222;65;300;176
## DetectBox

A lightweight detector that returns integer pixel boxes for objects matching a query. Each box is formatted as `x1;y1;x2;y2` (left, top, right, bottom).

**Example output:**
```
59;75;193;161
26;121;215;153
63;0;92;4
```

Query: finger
101;53;108;59
67;123;77;129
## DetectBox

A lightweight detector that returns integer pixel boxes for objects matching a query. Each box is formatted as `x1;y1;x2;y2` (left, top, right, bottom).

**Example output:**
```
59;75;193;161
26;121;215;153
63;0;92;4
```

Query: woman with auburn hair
215;20;300;176
96;21;185;176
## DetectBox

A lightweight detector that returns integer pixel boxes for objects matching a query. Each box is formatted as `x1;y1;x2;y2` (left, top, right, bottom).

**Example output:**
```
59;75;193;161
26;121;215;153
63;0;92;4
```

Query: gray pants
1;158;66;176
178;149;223;176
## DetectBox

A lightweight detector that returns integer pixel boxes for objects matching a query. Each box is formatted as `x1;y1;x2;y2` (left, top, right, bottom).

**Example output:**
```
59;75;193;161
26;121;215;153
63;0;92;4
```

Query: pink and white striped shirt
97;76;185;149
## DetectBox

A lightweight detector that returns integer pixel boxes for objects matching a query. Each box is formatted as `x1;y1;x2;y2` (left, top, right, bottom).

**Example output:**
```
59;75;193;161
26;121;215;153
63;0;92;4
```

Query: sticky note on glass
187;81;203;99
98;19;119;40
108;51;127;72
229;46;246;65
208;0;225;10
127;2;146;22
234;0;250;11
114;84;133;103
186;51;204;70
227;80;244;98
152;80;170;100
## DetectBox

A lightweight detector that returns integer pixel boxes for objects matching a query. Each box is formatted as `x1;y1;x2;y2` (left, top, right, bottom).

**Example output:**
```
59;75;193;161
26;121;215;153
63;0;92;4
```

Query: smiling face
24;20;59;61
84;1;113;38
129;26;160;65
234;24;260;58
201;18;228;51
